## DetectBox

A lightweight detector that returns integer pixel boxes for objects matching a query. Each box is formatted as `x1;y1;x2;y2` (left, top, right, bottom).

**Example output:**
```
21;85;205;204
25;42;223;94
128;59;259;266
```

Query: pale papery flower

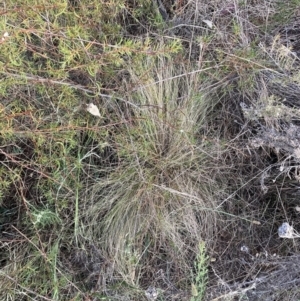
278;222;300;238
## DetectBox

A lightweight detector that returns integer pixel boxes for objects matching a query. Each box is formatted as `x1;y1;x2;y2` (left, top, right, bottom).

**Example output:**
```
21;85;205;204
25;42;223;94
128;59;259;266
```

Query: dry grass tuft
79;57;226;290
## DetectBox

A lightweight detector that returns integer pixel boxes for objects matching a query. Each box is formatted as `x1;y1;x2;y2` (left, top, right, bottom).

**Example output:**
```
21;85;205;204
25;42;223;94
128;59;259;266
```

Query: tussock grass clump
80;57;224;288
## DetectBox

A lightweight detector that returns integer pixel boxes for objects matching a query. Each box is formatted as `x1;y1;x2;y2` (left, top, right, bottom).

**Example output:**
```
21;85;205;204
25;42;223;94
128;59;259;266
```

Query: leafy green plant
31;208;61;228
190;242;209;301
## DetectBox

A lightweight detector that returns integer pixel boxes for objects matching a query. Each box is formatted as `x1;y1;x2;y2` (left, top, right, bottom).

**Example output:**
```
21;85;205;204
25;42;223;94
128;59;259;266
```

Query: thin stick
2;71;140;108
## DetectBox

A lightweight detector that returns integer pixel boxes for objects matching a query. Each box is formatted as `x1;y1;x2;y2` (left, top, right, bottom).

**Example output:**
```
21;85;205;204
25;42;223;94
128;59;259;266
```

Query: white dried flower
145;286;158;301
240;245;249;253
278;222;300;238
86;103;101;117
